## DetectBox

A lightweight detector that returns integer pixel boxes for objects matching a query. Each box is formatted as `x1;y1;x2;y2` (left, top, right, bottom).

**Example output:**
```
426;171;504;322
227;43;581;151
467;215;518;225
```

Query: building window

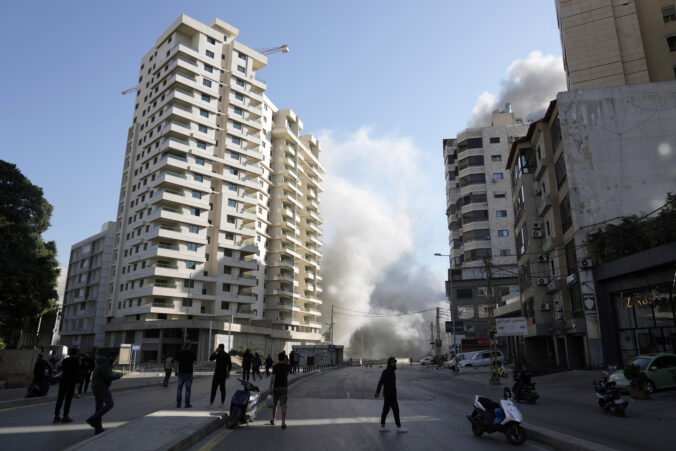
497;230;509;237
492;173;504;181
555;154;567;189
235;93;244;101
663;5;676;23
228;199;237;207
204;64;213;73
232;137;241;145
233;122;242;130
186;261;196;269
237;65;246;73
491;155;502;161
222;283;231;291
189;225;199;234
190;207;200;216
496;210;508;217
192;191;202;199
186;243;198;251
228;183;237;191
494;193;506;198
457;288;473;298
224;249;233;257
205;50;214;58
457;155;484;170
560;195;573;232
195;157;205;165
500;249;511;256
236;78;245;87
668;35;676;52
225;232;234;240
550;114;562;150
234;107;243;115
221;301;230;310
206;36;216;45
239;52;248;61
203;79;212;88
194;174;203;182
200;109;209;118
183;279;195;288
489;137;500;144
182;299;193;307
198;125;207;133
223;266;232;274
201;94;210;103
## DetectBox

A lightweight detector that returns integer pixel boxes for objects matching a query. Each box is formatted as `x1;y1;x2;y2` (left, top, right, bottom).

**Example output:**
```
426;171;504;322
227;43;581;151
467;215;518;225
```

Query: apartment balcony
267;302;300;313
305;295;322;305
273;317;300;326
537;193;552;217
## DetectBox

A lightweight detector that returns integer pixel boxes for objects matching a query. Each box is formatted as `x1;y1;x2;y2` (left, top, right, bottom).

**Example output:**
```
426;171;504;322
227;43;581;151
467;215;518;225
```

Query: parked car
444;353;470;368
459;350;504;368
607;353;676;394
420;356;434;365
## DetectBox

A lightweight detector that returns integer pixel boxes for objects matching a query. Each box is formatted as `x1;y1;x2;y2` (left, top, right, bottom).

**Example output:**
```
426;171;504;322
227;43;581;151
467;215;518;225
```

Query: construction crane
257;44;289;56
121;86;138;96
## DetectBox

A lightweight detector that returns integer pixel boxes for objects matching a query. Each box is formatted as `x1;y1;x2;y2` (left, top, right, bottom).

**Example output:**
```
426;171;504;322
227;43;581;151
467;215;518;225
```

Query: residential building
555;0;676;90
443;107;528;340
59;222;116;351
104;15;324;362
506;81;676;368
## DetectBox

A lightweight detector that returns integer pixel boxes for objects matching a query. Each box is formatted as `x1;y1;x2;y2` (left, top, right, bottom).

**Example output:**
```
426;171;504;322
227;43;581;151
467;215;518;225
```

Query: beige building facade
104;15;324;361
556;0;676;90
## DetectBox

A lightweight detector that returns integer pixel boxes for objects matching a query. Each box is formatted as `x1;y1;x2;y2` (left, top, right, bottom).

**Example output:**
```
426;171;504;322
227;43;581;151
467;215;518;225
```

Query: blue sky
0;1;563;293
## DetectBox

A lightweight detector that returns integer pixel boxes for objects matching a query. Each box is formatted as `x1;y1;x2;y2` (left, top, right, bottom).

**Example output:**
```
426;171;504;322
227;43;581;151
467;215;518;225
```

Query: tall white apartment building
60;222;116;351
104;15;324;361
443;108;528;338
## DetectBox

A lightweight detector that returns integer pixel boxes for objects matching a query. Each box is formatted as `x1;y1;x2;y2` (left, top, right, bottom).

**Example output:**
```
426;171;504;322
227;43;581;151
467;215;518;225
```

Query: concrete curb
165;368;330;451
526;424;617;451
0;375;208;410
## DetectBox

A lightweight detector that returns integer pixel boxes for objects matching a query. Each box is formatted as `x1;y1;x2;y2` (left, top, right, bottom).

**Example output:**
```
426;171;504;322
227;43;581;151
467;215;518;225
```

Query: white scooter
467;387;527;445
226;378;261;429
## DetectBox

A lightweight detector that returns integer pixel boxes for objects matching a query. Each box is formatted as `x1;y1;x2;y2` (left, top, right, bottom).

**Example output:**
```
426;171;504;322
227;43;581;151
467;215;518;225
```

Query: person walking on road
269;352;291;429
32;354;51;397
162;353;174;387
289;350;296;374
54;348;80;423
176;342;197;408
86;350;122;434
264;354;273;377
252;352;262;381
375;357;407;433
77;352;95;396
241;349;252;382
208;344;232;409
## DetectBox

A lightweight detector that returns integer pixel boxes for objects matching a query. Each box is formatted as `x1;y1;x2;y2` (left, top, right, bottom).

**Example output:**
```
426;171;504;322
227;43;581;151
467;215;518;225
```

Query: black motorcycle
593;373;628;417
226;378;261;429
512;370;539;404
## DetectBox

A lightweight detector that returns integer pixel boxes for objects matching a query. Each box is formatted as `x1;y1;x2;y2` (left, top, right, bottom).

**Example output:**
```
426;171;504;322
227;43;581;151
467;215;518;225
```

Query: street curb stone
526;424;617;451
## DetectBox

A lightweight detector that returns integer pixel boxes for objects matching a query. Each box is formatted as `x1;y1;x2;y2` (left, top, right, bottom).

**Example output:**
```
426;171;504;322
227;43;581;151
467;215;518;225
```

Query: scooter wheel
471;423;484;437
226;408;240;429
505;423;527;445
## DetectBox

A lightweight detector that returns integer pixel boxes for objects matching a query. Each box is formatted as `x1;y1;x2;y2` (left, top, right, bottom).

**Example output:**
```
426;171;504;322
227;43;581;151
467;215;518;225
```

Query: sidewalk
0;371;212;410
66;367;329;451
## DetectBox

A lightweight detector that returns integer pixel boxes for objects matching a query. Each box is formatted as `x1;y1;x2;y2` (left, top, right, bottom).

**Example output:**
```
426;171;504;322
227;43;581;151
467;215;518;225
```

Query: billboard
495;317;528;336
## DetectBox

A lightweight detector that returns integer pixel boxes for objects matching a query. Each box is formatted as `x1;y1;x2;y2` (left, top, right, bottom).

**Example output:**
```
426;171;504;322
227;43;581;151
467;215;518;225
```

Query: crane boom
121;86;138;95
257;44;289;56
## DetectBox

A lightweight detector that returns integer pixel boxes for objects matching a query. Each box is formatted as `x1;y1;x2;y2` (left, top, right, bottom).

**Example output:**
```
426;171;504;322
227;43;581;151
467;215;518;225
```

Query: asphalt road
0;375;219;451
191;366;551;451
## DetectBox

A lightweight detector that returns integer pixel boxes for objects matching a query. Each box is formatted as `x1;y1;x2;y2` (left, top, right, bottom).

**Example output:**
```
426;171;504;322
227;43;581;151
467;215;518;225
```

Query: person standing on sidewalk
77;352;95;397
176;342;196;408
269;352;290;429
241;349;252;381
288;350;296;374
264;354;273;377
162;353;174;387
375;357;407;433
54;348;80;423
32;354;51;396
208;344;231;409
252;352;262;381
86;350;122;434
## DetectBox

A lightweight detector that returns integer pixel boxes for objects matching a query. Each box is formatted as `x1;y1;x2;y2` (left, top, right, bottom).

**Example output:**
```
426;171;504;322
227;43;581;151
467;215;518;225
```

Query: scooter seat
477;397;500;412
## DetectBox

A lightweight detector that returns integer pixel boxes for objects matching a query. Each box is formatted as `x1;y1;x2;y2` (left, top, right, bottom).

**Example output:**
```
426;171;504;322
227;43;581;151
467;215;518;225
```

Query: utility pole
435;307;441;362
485;257;500;385
330;304;334;346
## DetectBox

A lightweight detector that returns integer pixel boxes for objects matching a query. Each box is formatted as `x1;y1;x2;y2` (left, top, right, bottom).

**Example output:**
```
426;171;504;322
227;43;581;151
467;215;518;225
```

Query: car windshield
631;357;651;370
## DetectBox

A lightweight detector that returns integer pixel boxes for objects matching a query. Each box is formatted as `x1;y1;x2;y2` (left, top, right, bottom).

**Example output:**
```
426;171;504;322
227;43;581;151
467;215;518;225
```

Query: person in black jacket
264;354;273;377
77;352;95;396
374;357;407;433
54;348;80;423
208;344;232;409
241;349;252;381
32;354;51;397
252;352;262;381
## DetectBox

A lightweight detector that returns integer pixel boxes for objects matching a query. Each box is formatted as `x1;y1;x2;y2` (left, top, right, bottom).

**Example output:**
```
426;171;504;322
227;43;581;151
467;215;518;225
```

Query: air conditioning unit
579;258;593;269
555;312;563;321
537;277;549;286
536;254;548;263
555;302;563;312
532;222;542;230
539;303;551;311
532;230;543;238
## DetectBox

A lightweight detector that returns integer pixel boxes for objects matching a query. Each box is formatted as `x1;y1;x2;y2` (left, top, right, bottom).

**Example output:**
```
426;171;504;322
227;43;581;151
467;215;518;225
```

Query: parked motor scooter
594;371;628;417
512;370;539;404
226;378;261;429
467;387;527;445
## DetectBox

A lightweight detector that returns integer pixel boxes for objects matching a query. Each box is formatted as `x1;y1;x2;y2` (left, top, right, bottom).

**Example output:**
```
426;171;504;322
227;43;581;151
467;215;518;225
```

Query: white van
459;350;504;367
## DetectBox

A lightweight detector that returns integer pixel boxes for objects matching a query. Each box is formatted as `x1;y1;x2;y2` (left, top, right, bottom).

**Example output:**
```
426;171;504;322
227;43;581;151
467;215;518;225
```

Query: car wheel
644;380;656;394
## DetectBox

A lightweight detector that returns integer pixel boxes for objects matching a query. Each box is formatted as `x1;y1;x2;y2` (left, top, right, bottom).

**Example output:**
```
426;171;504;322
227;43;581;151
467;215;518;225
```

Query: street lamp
434;253;459;362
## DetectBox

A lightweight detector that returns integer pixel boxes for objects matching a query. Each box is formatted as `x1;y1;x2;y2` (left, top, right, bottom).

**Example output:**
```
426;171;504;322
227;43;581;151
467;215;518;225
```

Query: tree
0;160;60;346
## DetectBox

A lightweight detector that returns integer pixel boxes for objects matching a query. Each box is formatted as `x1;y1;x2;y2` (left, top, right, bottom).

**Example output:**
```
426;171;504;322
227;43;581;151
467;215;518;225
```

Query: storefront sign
496;317;528;336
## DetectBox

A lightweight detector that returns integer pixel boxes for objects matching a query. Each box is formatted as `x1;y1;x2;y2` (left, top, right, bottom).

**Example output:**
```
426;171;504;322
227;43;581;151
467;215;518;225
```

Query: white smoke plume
467;51;566;127
317;128;447;358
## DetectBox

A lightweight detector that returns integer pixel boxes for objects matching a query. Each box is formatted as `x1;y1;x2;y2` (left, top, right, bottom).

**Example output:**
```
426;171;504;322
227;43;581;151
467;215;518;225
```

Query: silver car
459;350;504;367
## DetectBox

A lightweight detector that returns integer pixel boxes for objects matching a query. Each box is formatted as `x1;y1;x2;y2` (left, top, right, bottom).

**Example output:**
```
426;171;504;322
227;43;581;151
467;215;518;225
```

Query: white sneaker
396;426;408;433
379;425;389;432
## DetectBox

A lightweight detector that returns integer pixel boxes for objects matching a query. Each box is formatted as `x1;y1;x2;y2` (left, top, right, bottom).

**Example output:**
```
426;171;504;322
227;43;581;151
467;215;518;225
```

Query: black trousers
252;367;261;381
381;396;401;427
55;381;76;416
78;372;91;394
210;372;226;403
162;369;172;387
242;367;251;381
